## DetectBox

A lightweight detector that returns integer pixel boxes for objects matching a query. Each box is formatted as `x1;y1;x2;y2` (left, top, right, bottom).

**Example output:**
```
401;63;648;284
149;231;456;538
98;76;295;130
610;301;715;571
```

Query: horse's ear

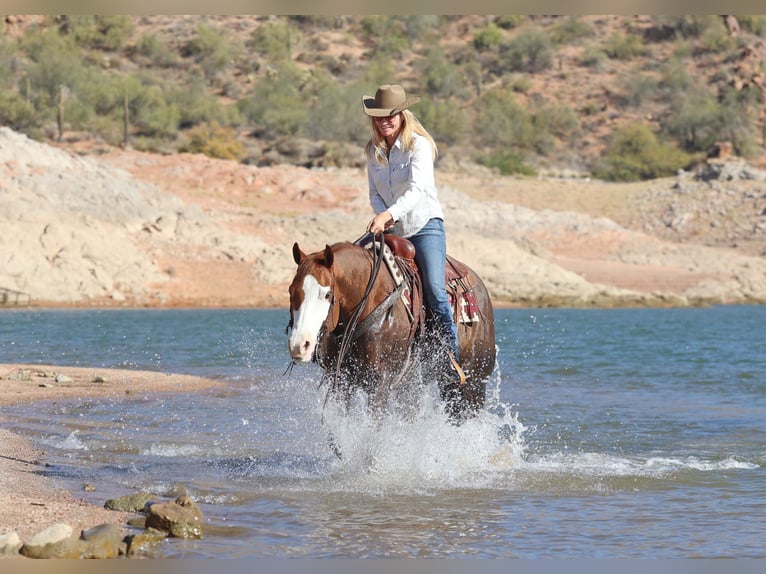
323;244;334;268
292;242;306;265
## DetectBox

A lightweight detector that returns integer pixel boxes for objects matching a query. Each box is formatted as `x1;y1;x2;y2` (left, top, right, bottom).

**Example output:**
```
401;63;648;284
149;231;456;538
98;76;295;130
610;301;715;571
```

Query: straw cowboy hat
362;84;421;117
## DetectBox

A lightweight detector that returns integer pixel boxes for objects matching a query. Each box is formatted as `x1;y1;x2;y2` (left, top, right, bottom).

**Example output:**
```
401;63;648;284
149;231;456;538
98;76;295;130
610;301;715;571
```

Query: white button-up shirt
367;133;444;238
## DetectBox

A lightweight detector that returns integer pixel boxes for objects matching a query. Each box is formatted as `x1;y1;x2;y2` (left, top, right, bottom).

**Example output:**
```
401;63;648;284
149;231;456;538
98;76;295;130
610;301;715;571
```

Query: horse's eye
325;291;332;301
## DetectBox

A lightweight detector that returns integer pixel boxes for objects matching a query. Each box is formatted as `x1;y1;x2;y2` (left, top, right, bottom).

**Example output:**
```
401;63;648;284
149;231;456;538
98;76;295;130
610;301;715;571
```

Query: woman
361;83;465;386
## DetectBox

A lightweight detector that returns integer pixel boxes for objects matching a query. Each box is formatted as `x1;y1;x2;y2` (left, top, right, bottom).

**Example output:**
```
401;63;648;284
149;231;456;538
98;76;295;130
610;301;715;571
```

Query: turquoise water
0;306;764;558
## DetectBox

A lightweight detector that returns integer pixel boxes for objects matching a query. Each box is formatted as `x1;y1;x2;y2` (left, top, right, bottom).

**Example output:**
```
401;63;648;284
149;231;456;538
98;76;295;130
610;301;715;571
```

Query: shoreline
0;363;226;557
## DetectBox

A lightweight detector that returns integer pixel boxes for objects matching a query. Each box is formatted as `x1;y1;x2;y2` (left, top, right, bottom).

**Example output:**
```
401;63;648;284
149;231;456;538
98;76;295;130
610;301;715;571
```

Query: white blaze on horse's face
288;273;332;362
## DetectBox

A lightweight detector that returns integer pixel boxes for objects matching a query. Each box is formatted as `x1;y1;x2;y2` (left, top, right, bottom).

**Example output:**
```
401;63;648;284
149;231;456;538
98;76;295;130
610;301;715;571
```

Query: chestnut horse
287;235;496;420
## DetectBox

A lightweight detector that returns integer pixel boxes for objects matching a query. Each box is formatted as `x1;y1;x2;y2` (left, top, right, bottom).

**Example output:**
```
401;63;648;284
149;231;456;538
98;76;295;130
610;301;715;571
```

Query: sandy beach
0;363;225;555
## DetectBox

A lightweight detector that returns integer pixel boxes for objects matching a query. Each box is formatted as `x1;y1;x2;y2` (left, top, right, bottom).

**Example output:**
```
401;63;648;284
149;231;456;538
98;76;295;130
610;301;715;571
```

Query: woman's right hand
367;210;394;234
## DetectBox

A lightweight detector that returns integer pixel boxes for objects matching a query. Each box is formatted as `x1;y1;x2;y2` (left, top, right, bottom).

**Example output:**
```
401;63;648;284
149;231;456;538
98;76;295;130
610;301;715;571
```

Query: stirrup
448;352;466;386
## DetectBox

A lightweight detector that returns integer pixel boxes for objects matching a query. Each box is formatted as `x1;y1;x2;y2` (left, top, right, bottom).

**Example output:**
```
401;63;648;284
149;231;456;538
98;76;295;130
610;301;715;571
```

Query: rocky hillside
1;127;764;308
3;15;766;174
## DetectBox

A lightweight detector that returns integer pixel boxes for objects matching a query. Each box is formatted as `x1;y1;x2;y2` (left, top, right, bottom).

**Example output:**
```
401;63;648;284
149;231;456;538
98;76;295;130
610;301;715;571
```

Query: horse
287;234;496;421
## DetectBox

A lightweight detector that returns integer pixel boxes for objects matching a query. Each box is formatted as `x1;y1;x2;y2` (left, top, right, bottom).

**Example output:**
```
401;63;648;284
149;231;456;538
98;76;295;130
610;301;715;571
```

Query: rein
328;232;386;386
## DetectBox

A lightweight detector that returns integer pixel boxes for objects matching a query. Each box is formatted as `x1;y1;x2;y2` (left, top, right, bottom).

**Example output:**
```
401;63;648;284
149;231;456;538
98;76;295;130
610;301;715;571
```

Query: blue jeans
408;218;459;359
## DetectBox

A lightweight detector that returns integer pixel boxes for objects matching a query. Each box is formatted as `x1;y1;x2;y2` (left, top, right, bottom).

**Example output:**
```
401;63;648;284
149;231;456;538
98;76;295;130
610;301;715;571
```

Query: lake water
0;306;764;559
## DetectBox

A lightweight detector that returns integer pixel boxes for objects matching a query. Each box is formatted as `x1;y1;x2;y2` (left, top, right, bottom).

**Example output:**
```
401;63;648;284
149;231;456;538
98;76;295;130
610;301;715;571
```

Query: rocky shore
0;364;224;559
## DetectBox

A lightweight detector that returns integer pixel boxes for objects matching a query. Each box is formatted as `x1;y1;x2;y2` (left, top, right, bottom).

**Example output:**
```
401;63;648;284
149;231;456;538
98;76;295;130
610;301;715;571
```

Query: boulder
79;523;124;559
20;523;82;559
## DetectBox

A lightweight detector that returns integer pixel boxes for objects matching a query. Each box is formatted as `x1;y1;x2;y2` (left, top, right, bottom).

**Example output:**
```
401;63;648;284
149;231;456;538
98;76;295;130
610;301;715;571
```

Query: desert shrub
180;121;246;160
699;18;736;52
551;17;595;44
359;16;408;58
657;57;694;102
716;84;762;157
135;33;179;68
594;122;692;181
0;90;37;130
248;19;298;63
473;23;503;52
737;15;766;36
579;43;607;68
167;78;236;129
477;150;537;176
474;88;536;150
23;30;84;109
495;15;524;30
534;103;580;139
237;63;309;138
417;97;469;147
501;26;554;73
604;31;646;60
301;73;367;144
185;23;243;80
130;82;180;138
57;15;133;51
418;46;466;99
622;72;660;107
663;87;722;151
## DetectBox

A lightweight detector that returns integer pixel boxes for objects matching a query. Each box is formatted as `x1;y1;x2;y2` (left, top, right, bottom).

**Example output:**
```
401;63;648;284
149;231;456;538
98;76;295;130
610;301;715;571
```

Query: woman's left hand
368;211;394;234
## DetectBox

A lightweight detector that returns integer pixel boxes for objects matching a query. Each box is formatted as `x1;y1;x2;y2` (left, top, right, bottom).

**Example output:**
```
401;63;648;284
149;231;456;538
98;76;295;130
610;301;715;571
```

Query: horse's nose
289;334;315;362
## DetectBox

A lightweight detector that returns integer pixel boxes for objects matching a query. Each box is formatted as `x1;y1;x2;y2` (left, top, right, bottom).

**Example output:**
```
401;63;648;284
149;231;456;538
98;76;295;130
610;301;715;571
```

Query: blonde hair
365;109;438;165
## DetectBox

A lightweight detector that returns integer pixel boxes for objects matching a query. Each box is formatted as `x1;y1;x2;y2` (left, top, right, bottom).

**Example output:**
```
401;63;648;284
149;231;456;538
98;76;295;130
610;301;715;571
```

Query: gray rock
0;531;22;556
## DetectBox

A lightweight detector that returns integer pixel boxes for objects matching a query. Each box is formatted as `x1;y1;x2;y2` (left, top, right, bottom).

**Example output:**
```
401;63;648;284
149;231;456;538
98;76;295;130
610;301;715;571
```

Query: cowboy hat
362;84;421;117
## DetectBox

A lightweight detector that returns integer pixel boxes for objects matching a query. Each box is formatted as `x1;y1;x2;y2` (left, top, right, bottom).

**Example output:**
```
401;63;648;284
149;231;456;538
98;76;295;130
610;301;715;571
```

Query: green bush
579;43;607;68
473;23;503;52
185;23;243;80
622;72;660;108
476;150;537;176
57;15;133;51
417;97;469;147
604;31;646;60
594;123;692;181
501;26;554;73
495;15;523;30
737;15;766;36
0;89;38;130
474;89;535;150
418;46;466;99
551;17;595;44
663;86;722;151
237;63;309;139
136;33;179;68
359;16;408;58
248;19;298;63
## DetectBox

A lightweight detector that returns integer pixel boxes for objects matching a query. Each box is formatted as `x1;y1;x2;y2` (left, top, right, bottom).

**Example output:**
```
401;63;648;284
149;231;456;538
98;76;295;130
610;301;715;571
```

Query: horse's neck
334;246;389;313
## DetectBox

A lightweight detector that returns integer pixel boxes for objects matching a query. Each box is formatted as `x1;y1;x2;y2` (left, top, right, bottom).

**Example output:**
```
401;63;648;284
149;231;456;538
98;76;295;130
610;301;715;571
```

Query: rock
104;491;158;512
20;523;82;559
144;495;204;539
79;523;123;559
124;528;166;557
0;531;22;556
